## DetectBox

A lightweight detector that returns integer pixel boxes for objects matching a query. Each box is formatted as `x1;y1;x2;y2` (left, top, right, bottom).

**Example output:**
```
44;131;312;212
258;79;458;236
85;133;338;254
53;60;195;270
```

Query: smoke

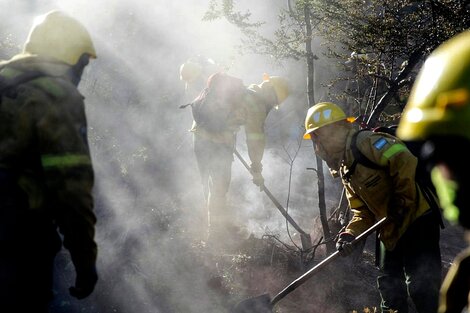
0;1;344;312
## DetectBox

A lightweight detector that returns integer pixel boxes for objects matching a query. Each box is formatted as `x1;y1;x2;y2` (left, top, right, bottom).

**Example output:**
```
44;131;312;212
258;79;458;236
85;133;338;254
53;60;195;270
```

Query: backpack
346;126;444;228
188;72;246;132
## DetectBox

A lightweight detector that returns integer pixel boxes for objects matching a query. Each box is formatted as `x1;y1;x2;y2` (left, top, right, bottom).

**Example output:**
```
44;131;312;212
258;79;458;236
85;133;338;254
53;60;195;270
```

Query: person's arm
343;185;376;236
36;86;97;299
335;185;375;254
243;94;267;187
245;124;265;173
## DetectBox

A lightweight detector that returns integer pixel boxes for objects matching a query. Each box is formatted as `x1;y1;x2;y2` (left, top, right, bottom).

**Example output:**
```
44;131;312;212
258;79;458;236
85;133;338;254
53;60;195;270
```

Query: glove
250;163;264;190
336;232;356;256
252;171;264;190
69;265;98;299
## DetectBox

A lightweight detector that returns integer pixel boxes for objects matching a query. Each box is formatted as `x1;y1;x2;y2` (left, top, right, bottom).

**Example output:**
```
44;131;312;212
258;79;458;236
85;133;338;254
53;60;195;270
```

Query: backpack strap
343;129;383;181
351;130;383;169
0;70;47;97
419;179;445;229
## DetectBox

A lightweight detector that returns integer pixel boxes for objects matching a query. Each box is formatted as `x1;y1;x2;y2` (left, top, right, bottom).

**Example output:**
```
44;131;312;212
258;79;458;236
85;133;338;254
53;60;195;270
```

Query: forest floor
48;206;467;313
192;217;467;313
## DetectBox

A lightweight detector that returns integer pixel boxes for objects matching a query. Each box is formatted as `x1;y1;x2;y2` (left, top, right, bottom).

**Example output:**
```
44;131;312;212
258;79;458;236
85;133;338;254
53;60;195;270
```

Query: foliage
311;0;470;125
204;0;308;61
204;0;470;125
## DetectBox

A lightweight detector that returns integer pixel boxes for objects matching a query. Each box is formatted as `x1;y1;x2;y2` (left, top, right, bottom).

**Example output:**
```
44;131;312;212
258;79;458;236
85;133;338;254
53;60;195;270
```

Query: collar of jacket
0;53;72;82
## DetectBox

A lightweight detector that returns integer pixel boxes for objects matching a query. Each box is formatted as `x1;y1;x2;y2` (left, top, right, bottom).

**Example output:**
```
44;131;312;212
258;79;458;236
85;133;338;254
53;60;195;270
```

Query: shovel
232;217;387;313
233;148;312;250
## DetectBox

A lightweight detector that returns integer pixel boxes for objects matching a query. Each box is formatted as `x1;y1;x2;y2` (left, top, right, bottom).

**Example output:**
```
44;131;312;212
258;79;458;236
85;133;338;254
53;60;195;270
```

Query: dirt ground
48;207;467;313
198;218;467;313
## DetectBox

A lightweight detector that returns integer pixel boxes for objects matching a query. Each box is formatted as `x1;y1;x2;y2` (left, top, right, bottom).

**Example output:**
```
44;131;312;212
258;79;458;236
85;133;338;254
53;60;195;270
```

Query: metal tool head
232;293;272;313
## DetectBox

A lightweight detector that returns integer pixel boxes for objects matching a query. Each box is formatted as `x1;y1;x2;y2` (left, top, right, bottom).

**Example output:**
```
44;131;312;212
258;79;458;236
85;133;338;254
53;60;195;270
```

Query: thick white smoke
0;1;345;312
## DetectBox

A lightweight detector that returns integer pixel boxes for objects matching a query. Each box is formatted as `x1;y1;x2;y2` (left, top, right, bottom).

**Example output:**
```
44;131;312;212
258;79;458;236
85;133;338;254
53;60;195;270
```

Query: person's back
0;11;98;312
190;72;246;134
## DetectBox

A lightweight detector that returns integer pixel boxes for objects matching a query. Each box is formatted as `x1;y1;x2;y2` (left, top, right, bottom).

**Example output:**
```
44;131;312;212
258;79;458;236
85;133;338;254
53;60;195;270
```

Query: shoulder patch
373;137;387;150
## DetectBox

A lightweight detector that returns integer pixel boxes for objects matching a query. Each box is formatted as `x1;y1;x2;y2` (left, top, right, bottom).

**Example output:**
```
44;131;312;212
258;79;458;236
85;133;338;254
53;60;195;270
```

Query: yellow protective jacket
339;129;431;250
191;84;272;170
0;54;97;269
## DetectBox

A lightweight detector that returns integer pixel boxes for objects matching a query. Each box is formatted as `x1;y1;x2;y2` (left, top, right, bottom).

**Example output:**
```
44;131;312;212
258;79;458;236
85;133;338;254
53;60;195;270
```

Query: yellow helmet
303;102;351;139
263;74;289;104
397;30;470;141
23;10;96;65
179;61;202;83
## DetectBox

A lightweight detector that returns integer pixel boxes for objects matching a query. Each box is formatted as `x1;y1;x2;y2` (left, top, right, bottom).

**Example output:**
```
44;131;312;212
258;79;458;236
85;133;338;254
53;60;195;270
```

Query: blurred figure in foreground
0;10;98;312
303;102;442;313
397;30;470;313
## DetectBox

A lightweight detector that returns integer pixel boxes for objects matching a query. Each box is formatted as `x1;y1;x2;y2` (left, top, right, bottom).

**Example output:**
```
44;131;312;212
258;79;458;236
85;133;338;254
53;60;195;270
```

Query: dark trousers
378;212;442;313
0;182;61;313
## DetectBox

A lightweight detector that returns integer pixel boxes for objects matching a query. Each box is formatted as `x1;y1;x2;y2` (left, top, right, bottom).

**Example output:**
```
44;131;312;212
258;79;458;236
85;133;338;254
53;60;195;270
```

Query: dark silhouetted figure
0;10;98;312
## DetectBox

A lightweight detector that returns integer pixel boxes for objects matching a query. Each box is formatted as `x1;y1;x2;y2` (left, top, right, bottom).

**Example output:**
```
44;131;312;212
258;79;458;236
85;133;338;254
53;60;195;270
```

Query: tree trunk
304;3;334;253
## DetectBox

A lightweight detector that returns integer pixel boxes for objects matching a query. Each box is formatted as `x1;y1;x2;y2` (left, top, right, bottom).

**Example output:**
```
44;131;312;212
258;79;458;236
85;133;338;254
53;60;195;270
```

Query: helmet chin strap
67;54;90;86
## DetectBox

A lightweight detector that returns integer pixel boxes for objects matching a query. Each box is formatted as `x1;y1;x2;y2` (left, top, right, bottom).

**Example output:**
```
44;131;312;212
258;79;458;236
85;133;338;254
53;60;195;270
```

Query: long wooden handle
271;217;387;305
233;148;309;236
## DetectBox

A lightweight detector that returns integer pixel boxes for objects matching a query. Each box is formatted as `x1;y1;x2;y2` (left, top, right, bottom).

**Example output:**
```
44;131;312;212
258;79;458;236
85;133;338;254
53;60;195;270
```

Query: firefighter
397;30;470;313
190;73;289;247
303;102;442;313
0;11;98;312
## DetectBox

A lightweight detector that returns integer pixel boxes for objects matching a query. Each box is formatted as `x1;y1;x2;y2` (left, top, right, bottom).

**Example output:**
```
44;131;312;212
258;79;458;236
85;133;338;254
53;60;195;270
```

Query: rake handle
271;217;387;306
233;148;309;236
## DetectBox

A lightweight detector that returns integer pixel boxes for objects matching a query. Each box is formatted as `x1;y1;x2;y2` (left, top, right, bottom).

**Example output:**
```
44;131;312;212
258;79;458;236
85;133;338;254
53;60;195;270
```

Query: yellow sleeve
343;185;375;236
345;206;376;237
244;93;268;170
